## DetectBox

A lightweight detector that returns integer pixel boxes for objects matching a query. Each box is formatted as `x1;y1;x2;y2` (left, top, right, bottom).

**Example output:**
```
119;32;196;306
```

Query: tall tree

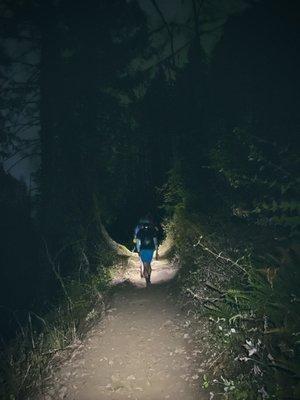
37;0;148;256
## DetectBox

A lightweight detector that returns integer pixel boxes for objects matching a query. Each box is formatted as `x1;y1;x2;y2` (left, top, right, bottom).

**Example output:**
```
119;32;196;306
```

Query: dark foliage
0;0;299;397
0;166;39;338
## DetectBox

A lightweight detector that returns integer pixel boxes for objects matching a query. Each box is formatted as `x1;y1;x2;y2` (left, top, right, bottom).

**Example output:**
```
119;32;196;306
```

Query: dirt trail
44;256;207;400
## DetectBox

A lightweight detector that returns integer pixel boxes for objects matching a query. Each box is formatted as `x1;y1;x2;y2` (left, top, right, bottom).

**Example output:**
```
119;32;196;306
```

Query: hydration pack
138;224;155;249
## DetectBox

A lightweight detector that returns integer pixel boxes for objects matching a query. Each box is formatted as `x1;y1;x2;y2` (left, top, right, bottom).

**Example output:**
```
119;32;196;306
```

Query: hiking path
43;252;210;400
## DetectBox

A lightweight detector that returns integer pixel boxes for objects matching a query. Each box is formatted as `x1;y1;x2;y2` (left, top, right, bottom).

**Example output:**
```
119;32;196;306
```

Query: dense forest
0;0;299;399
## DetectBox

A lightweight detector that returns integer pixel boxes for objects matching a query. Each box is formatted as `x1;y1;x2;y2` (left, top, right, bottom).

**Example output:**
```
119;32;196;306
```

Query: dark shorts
139;249;154;263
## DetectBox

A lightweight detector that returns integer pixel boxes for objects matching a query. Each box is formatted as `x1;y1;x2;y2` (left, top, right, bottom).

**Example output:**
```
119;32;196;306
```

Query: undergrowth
167;210;300;400
0;251;122;400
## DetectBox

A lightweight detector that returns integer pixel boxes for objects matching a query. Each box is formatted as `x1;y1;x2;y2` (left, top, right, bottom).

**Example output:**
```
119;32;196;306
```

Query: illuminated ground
43;253;207;400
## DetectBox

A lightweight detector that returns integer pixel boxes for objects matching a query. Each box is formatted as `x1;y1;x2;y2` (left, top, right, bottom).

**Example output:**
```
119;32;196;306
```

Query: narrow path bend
44;255;207;400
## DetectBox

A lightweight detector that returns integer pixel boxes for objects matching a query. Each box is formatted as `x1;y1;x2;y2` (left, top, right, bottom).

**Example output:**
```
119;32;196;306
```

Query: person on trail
133;216;159;286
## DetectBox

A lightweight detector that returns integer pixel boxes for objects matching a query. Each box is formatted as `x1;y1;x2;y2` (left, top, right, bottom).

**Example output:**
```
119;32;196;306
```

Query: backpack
137;224;155;249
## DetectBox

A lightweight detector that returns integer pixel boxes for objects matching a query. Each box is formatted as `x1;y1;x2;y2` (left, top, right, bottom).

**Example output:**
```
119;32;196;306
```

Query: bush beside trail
0;227;128;400
167;210;300;399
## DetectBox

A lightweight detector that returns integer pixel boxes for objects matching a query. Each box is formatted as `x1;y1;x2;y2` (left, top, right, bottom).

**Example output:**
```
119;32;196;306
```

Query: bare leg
143;262;152;286
139;259;144;278
140;261;144;278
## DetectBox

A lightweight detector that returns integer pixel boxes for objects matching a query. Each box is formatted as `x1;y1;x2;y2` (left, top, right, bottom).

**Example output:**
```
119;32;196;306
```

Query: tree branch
143;39;192;73
193;236;248;275
149;0;176;68
5;152;40;172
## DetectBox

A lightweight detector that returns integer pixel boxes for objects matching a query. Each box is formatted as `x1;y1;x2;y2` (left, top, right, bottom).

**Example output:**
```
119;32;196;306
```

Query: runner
134;216;158;286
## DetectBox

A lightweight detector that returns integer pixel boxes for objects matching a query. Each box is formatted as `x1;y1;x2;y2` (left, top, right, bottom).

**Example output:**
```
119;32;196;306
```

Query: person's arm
154;237;159;260
136;239;141;254
133;224;140;252
134;224;140;237
136;227;141;253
